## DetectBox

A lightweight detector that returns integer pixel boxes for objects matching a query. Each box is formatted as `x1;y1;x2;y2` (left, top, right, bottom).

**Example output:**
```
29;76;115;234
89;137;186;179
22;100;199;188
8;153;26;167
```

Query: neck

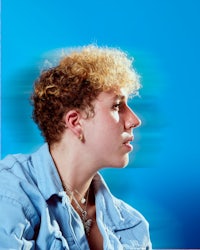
49;137;98;237
49;139;96;198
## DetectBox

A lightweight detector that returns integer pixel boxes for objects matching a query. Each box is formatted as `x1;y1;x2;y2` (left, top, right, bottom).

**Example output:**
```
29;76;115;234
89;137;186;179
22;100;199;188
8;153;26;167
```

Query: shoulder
0;152;35;181
0;154;41;247
111;195;150;233
95;173;149;226
0;152;37;194
95;174;150;234
0;152;42;221
113;196;148;223
110;196;152;247
97;181;152;247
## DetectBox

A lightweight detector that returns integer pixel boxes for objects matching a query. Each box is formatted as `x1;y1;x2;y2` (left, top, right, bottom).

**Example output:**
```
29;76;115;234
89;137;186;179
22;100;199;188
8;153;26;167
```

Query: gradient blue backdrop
1;0;200;248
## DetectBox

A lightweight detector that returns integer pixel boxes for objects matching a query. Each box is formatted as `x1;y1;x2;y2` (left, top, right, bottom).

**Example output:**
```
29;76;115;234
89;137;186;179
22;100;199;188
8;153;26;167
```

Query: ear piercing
79;134;84;142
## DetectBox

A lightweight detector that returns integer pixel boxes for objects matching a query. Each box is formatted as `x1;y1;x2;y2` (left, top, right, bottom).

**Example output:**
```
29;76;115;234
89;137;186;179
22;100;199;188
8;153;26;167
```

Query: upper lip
123;135;134;144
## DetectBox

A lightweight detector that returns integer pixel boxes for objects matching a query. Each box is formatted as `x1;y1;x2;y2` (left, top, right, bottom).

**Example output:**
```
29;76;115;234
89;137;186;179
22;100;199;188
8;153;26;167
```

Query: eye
113;103;122;111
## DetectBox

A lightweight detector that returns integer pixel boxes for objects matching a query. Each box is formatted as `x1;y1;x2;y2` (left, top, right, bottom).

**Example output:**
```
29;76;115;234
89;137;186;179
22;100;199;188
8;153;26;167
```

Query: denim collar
93;174;142;231
31;143;63;201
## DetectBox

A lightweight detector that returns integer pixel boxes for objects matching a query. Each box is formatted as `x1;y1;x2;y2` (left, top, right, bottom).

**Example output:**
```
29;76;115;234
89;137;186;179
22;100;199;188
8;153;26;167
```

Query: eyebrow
115;94;127;101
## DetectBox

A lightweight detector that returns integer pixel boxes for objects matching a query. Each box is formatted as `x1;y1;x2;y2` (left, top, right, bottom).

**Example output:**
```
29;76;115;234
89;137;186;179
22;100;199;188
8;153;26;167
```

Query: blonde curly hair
31;45;140;144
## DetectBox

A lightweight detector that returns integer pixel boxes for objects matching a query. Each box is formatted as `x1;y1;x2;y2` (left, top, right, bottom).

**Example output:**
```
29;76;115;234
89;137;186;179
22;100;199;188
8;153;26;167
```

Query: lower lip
123;143;133;152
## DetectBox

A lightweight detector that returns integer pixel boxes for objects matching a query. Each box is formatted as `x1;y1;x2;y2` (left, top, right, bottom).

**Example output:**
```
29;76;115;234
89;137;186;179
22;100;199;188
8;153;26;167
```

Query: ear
64;110;82;137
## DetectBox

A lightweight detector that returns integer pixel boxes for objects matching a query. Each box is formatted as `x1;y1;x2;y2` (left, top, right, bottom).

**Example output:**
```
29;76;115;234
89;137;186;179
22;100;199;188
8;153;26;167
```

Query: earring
79;134;84;142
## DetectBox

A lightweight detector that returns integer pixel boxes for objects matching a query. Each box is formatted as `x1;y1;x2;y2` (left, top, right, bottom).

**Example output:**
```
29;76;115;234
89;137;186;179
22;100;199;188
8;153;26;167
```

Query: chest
87;221;103;250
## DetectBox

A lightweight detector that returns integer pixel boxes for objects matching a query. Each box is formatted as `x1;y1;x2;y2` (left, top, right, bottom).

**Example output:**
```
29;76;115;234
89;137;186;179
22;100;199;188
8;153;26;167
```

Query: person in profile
0;45;152;249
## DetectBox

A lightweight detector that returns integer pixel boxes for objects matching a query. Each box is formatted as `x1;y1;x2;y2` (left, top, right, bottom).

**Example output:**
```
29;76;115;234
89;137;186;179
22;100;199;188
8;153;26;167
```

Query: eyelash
113;103;122;111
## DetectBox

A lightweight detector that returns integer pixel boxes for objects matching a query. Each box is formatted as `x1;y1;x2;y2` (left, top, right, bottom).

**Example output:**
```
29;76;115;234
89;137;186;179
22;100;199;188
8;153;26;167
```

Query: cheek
103;111;121;127
83;112;122;140
102;116;124;140
111;111;120;123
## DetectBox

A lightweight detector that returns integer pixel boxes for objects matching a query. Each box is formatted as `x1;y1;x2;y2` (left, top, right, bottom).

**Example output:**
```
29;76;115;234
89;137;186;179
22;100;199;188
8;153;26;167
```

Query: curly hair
31;45;141;144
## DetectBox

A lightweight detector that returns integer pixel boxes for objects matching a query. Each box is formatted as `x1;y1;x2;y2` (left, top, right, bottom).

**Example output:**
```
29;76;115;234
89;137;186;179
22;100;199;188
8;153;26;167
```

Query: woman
0;45;152;249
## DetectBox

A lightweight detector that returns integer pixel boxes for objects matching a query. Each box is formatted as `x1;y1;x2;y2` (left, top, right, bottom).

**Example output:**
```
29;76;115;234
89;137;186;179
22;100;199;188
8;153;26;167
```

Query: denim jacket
0;144;152;249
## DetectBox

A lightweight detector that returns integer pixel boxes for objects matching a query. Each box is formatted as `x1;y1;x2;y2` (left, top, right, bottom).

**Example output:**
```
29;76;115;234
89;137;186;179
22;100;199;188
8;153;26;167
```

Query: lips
123;135;134;144
123;135;134;151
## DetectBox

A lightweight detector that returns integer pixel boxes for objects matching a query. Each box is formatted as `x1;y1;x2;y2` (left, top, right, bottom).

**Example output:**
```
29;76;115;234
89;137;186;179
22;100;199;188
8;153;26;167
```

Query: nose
125;107;141;130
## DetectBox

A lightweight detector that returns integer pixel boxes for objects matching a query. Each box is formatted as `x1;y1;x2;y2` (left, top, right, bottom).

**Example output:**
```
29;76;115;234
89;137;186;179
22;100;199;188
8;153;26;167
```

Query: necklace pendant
82;210;87;219
84;218;93;235
81;197;86;204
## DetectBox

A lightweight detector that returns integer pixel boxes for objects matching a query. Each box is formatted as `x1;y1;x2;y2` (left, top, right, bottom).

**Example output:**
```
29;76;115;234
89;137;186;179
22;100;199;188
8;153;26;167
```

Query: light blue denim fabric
0;143;152;249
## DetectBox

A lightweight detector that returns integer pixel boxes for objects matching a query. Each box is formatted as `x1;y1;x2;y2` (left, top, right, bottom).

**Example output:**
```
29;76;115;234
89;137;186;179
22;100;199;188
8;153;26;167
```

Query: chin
121;155;129;167
112;157;129;169
121;161;129;168
103;154;129;169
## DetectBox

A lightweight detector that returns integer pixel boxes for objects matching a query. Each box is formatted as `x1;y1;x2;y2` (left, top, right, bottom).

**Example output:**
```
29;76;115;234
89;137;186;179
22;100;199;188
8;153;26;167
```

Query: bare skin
86;208;104;250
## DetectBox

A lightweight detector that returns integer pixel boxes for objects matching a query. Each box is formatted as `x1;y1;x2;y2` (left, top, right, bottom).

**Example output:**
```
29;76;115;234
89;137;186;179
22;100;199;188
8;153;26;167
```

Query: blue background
1;0;200;248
